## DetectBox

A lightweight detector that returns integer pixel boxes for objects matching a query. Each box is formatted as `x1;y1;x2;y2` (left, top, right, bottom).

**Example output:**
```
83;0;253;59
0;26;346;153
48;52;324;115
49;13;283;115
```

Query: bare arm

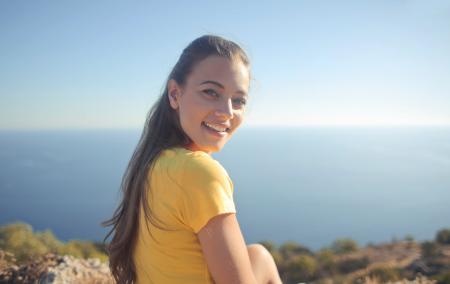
197;213;257;284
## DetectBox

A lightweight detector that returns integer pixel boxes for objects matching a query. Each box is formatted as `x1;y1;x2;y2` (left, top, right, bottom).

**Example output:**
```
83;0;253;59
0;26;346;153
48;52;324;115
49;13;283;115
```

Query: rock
406;259;432;275
0;251;113;284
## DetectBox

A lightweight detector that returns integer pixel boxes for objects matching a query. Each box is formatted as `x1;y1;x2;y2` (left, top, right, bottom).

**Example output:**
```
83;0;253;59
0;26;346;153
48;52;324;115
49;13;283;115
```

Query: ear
167;79;181;110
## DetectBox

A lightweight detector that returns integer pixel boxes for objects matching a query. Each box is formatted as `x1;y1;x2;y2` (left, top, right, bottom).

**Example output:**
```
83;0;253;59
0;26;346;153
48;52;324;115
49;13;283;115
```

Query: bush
433;271;450;284
368;266;401;282
316;249;338;276
59;240;108;262
36;229;64;252
331;238;359;254
0;223;49;262
285;254;318;283
93;241;108;255
436;229;450;245
421;241;441;258
404;234;415;242
279;241;312;259
337;256;369;274
0;222;107;263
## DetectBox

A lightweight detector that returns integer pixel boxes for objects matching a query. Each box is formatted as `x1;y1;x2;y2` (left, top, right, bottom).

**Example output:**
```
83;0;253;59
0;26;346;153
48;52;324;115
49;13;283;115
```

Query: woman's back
133;146;236;284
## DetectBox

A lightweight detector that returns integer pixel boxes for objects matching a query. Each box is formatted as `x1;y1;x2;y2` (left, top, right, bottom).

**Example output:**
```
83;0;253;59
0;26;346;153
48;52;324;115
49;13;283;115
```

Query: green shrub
285;254;318;283
421;241;441;258
368;266;401;282
404;234;415;242
316;248;338;276
331;238;359;254
0;222;49;262
59;240;108;262
433;271;450;284
337;256;369;274
0;222;107;263
436;229;450;245
36;229;64;252
279;241;312;259
93;241;108;254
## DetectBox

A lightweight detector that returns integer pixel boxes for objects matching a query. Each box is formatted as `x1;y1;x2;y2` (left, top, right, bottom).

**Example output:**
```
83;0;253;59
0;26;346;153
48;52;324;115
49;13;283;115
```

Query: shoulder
186;151;226;177
164;147;232;188
169;148;236;233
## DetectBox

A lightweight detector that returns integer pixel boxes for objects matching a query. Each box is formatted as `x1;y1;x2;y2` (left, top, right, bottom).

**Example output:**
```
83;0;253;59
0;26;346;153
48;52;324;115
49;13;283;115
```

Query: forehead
186;56;250;92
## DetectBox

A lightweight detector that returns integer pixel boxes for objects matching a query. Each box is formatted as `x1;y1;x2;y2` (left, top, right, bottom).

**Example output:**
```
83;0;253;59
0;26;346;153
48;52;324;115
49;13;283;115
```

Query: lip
203;121;230;132
202;122;228;137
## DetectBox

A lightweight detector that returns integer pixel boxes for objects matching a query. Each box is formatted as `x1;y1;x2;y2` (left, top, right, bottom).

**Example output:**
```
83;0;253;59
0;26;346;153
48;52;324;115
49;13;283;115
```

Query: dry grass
361;274;436;284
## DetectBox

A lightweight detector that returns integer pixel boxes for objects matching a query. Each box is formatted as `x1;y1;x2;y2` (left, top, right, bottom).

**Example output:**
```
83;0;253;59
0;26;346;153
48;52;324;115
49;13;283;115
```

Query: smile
202;122;230;133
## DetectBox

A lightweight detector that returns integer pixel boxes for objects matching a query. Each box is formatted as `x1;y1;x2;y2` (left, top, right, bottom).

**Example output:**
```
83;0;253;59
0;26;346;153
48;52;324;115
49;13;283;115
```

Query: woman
104;35;282;284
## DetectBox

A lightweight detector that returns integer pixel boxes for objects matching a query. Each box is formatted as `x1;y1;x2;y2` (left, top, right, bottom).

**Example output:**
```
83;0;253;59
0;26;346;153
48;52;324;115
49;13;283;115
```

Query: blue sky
1;0;450;129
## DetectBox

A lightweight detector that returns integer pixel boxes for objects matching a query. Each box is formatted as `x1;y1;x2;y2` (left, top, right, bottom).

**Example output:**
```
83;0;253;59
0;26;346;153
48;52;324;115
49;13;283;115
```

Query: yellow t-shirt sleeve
179;153;236;234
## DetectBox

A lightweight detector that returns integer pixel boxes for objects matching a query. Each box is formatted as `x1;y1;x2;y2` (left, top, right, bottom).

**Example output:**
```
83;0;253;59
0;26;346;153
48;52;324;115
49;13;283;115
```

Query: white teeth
204;122;227;132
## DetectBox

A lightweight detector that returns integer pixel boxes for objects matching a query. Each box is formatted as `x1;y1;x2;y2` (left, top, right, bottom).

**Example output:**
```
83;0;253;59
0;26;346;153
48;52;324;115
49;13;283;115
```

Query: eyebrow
199;80;247;96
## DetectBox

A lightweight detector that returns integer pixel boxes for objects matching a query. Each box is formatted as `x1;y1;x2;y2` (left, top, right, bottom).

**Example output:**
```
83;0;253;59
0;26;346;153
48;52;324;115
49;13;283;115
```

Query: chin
201;142;226;154
206;144;223;153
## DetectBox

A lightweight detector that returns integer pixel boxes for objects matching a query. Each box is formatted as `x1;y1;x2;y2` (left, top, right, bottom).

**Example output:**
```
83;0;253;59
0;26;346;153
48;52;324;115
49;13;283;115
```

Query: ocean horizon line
1;124;450;132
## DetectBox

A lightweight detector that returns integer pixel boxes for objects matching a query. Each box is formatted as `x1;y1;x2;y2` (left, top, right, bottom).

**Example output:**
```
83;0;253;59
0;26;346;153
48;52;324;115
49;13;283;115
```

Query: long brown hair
102;34;250;284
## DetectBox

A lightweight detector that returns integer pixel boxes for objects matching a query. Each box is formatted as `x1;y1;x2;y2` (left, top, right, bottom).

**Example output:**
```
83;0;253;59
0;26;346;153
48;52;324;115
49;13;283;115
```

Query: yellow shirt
133;147;236;284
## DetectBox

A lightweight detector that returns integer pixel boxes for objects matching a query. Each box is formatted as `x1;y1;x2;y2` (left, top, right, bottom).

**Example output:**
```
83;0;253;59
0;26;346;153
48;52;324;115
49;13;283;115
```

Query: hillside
1;222;450;283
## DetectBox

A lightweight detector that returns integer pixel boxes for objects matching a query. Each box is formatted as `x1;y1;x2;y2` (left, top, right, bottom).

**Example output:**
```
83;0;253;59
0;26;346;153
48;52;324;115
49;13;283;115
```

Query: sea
0;126;449;251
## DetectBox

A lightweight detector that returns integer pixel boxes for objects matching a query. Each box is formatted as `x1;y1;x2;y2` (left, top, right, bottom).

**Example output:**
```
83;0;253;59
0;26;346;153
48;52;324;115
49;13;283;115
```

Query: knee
247;243;272;260
247;244;281;284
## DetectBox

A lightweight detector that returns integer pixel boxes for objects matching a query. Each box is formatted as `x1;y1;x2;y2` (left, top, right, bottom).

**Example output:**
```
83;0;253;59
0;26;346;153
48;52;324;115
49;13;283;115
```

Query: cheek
178;102;204;129
232;112;244;129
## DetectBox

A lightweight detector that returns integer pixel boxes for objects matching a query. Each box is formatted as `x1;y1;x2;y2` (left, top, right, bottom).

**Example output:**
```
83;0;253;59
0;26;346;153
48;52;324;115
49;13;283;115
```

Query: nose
215;98;234;119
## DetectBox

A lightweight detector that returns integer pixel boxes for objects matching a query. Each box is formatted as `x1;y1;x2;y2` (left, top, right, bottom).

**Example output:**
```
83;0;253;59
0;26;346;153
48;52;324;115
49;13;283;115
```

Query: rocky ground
0;250;113;284
316;241;450;284
1;243;448;284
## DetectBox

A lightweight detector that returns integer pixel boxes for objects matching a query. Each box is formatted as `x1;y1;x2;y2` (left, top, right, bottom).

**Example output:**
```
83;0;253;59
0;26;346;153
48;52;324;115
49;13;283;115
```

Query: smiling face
168;55;250;154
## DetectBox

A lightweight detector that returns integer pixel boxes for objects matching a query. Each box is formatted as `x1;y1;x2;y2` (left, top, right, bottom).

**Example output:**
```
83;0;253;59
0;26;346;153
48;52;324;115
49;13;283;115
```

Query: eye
233;98;247;108
202;89;219;98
